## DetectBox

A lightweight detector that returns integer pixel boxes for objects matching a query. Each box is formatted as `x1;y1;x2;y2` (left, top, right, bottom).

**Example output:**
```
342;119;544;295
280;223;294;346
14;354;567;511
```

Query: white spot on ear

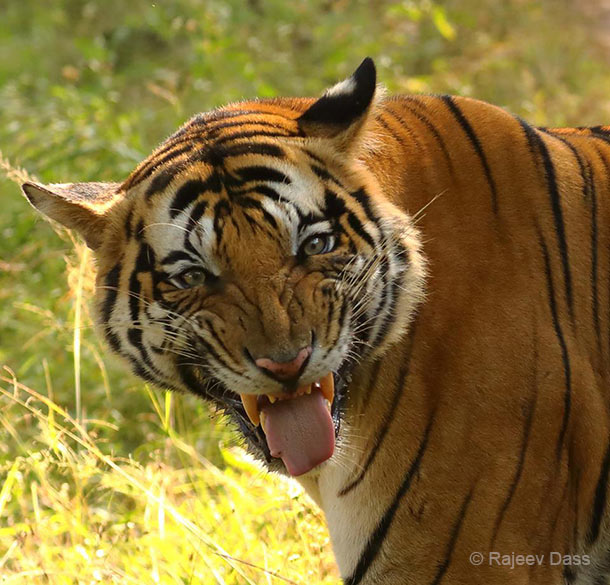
325;77;357;98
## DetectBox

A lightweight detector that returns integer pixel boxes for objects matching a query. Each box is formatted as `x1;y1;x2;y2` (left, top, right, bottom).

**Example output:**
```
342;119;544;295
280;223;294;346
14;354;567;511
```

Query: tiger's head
22;59;426;477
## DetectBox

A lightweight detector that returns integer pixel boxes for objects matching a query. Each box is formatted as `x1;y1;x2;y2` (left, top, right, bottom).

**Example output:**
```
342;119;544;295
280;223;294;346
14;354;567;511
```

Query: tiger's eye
302;234;335;256
179;268;207;288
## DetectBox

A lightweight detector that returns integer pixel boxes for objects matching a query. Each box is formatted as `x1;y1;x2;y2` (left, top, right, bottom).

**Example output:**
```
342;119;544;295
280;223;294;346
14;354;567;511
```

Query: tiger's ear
21;181;122;250
298;57;377;152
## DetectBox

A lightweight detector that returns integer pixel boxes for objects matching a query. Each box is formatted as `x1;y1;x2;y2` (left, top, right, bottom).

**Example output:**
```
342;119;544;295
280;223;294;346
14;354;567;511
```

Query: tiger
21;56;610;584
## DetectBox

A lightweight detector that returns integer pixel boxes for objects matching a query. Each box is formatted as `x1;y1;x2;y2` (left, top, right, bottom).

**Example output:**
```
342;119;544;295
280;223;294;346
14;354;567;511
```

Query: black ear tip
352;57;376;100
356;57;376;79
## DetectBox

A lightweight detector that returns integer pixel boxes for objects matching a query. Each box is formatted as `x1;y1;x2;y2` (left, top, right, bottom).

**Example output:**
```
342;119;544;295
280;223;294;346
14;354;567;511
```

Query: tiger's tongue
261;389;335;477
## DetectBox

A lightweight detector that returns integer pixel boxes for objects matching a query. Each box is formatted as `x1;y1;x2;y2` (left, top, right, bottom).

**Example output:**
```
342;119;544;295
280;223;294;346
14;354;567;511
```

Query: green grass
2;1;610;582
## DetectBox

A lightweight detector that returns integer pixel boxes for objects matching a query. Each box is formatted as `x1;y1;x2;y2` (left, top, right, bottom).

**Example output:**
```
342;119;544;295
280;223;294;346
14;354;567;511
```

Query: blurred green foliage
1;0;610;452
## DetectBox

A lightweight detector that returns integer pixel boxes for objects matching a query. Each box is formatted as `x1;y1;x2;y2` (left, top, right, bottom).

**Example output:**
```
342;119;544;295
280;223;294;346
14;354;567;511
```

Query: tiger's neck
297;343;423;582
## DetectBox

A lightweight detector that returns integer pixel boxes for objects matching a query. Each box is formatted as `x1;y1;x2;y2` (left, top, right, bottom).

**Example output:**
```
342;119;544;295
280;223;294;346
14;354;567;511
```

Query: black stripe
134;242;155;272
324;188;346;217
592;144;610;369
145;165;184;198
587;441;610;545
588;160;601;355
563;566;577;585
303;149;325;165
251;185;282;201
134;219;145;241
205;318;237;364
339;321;417;496
198;337;243;377
100;263;123;352
189;108;274;126
429;489;474;585
330;295;349;348
213;199;232;244
538;232;572;460
344;413;434;585
105;329;121;353
169;180;205;218
393;100;454;170
347;212;376;249
376;112;407;148
124;206;134;239
528;126;574;321
371;246;409;348
222;142;285;158
131;360;163;385
382;107;425;153
129;244;155;326
350;188;377;224
125;326;166;381
176;360;210;399
207;118;291;135
237;165;291;185
311;165;334;182
101;263;121;324
365;254;391;347
128;269;142;322
170;175;221;218
161;250;198;266
239;197;279;229
187;200;208;229
441;96;498;214
541;130;596;334
214;128;293;145
517;117;540;159
129;143;194;189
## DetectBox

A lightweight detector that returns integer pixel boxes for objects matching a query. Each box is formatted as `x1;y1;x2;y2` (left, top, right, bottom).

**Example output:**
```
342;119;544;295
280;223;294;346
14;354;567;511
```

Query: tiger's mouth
188;362;353;477
238;374;335;476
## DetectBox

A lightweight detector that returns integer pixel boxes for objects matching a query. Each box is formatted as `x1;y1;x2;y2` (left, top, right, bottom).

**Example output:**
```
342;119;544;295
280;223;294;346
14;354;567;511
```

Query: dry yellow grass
0;371;339;584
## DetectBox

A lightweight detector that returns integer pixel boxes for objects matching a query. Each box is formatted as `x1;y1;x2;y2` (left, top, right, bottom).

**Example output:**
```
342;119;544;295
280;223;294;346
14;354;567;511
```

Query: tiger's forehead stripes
123;105;306;192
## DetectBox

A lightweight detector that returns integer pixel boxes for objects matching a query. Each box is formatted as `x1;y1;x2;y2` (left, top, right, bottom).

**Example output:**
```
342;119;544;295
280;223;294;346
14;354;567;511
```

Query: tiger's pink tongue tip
261;389;335;476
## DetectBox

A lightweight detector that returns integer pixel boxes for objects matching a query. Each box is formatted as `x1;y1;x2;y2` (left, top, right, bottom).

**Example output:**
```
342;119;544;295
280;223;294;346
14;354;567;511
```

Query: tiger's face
22;59;426;476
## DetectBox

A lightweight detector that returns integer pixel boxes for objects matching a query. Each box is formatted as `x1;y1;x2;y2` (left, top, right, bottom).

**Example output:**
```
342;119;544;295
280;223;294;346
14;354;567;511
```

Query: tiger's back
319;93;610;584
22;60;610;584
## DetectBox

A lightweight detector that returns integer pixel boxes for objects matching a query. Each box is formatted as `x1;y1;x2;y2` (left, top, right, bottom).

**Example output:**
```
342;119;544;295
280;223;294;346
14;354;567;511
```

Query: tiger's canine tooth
260;410;268;432
320;372;335;405
268;395;277;404
239;393;260;426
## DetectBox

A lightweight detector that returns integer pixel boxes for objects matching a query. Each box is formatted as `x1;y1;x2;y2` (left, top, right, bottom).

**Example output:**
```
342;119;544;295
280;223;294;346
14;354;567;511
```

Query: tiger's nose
255;346;312;382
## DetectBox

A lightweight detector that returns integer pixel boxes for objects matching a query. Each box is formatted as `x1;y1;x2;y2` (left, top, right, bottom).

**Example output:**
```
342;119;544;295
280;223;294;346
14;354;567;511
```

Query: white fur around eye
299;221;333;242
